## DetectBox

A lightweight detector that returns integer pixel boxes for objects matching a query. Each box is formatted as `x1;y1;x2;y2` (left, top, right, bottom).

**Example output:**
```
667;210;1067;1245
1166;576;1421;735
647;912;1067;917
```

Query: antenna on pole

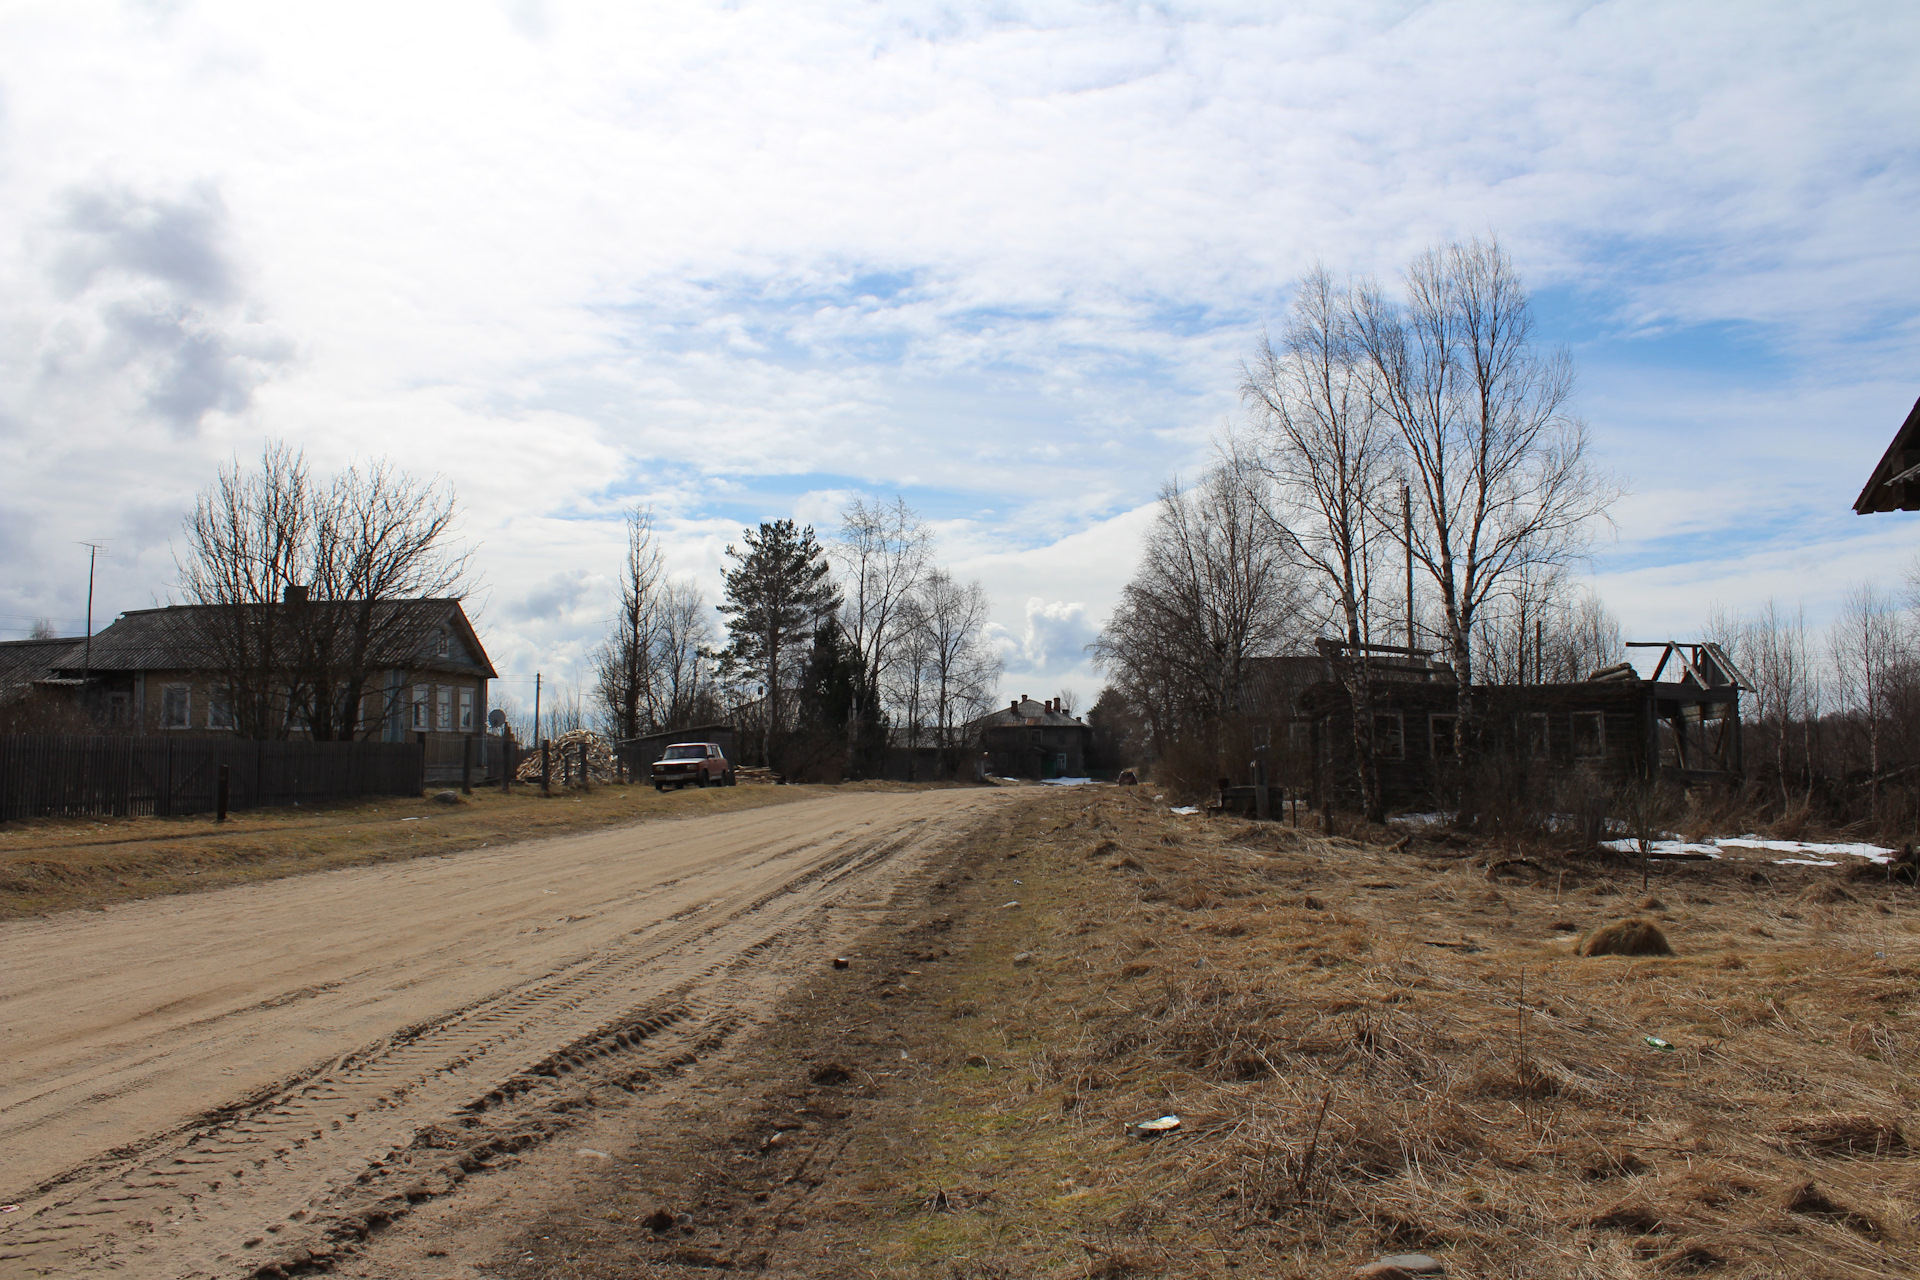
77;542;108;681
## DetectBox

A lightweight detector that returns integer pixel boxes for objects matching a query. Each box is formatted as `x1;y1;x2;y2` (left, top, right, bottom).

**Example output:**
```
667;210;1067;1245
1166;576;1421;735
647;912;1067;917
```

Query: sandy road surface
0;787;1007;1278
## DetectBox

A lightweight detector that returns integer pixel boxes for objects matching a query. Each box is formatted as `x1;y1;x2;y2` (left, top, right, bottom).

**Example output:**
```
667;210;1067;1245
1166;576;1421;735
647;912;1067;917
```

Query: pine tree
716;520;841;767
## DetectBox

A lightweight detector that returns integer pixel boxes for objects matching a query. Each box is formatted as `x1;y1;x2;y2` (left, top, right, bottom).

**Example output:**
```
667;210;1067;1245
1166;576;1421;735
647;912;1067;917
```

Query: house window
208;685;235;730
411;685;429;730
161;683;190;730
436;686;453;731
1429;714;1456;758
436;629;451;658
107;692;129;726
334;689;361;736
1528;713;1551;759
1372;712;1404;761
1287;720;1309;750
1572;711;1606;759
459;687;474;732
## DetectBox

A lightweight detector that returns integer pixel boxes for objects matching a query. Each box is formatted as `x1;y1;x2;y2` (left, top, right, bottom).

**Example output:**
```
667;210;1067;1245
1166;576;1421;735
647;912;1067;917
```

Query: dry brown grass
863;791;1920;1278
1578;917;1675;956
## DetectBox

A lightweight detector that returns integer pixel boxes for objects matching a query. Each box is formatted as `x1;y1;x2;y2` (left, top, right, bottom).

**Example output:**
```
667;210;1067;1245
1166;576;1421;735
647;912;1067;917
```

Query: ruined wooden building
1854;394;1920;514
1298;639;1749;811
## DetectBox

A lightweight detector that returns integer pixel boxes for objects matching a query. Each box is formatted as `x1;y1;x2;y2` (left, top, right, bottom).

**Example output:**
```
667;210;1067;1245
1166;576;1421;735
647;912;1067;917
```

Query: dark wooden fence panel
0;734;424;822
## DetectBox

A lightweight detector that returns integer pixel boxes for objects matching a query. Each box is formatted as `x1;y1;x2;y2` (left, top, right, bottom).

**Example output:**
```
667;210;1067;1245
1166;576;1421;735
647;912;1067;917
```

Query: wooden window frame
1571;711;1607;759
207;684;235;730
1372;712;1404;761
161;683;190;730
1429;713;1457;758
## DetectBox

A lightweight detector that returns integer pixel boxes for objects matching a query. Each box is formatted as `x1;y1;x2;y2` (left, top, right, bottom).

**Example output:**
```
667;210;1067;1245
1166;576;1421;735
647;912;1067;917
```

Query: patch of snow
1043;777;1096;787
1391;812;1453;827
1169;806;1200;816
1601;833;1895;865
1600;838;1720;858
1713;836;1893;864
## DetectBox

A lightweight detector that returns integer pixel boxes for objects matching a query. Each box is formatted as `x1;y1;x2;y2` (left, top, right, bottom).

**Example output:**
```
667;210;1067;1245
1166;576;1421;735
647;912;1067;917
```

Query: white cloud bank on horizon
0;1;1916;706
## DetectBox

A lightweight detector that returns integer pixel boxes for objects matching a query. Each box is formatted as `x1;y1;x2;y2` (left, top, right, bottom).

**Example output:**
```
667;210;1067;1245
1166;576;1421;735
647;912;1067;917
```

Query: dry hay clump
1772;1113;1909;1157
513;730;618;783
1577;916;1673;956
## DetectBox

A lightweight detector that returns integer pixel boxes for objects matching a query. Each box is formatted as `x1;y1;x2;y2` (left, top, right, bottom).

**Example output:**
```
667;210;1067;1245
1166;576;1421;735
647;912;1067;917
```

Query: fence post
578;741;590;793
216;763;231;823
161;737;173;818
502;736;513;793
461;735;473;796
540;740;550;796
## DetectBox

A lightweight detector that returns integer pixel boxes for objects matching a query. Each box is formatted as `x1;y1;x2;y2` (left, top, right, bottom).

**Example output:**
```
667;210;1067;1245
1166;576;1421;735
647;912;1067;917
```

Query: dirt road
0;787;1008;1278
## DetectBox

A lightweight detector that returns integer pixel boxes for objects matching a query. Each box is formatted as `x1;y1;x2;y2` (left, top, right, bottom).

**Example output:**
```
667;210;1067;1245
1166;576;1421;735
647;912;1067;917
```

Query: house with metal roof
972;695;1093;779
24;597;495;746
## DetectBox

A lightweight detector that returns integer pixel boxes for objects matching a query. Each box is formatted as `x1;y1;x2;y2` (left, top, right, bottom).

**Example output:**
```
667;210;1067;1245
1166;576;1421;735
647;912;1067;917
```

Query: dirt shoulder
0;781;954;918
486;789;1920;1280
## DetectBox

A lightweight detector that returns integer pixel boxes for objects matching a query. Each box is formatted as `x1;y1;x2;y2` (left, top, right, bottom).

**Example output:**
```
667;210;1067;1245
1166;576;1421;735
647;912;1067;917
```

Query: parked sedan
651;742;735;790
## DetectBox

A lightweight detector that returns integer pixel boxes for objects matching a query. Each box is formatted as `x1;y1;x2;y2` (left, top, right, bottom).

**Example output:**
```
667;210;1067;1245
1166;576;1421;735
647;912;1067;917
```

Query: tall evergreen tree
716;520;841;766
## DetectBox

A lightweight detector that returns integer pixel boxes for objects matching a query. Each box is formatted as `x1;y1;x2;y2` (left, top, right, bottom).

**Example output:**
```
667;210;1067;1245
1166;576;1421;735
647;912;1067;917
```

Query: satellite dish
487;708;506;729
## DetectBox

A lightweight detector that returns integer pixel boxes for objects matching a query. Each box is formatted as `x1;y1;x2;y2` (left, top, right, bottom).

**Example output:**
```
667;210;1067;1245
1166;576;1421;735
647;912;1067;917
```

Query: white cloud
0;0;1914;706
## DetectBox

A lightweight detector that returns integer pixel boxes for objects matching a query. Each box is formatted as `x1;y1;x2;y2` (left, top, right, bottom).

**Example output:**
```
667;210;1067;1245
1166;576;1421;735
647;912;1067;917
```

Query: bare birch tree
1831;584;1906;819
179;443;470;740
1241;265;1396;817
1351;235;1617;743
913;569;1001;771
179;443;313;738
1090;457;1307;777
594;507;666;742
836;496;931;773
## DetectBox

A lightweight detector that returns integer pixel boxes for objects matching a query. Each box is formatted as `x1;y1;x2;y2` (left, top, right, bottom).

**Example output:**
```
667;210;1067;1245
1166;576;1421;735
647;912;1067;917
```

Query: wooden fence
0;733;425;822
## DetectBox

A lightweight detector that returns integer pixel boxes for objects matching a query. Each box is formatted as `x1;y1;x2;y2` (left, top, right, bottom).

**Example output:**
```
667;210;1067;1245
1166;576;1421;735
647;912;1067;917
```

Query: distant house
25;598;495;745
973;696;1093;779
1854;394;1920;513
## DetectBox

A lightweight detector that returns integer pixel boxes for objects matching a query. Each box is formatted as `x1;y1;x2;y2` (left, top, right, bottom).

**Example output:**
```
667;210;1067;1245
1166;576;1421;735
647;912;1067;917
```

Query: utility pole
78;541;107;680
533;672;542;745
1401;483;1414;654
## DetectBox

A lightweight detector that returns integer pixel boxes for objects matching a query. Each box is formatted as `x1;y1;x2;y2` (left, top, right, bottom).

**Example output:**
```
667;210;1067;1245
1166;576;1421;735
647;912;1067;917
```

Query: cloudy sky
2;0;1916;708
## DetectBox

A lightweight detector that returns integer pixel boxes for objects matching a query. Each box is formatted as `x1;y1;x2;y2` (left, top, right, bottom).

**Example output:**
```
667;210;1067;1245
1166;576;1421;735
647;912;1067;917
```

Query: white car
650;742;735;790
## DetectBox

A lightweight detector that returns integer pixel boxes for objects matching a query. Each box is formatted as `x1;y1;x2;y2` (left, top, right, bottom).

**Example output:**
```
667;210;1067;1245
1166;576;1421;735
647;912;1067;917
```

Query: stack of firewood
513;730;617;784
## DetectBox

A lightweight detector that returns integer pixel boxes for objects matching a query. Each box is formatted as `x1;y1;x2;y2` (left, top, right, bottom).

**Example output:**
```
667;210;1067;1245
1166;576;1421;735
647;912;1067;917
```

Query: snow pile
1601;833;1896;866
1044;777;1097;787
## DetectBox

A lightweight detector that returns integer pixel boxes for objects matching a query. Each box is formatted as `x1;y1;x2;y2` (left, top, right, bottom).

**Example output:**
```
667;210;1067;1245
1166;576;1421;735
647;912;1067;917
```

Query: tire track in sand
0;790;1000;1278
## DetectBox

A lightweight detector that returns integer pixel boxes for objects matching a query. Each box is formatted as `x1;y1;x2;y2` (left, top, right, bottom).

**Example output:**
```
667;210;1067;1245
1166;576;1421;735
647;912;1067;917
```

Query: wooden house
1303;640;1748;811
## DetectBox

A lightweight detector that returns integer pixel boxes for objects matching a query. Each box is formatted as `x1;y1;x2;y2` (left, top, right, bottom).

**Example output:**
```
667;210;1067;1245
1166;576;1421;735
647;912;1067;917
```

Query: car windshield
662;745;706;760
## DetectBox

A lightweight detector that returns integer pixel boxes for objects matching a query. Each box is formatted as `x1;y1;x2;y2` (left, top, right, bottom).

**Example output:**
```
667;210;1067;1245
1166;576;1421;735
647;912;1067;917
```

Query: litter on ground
1129;1115;1180;1137
1169;806;1200;815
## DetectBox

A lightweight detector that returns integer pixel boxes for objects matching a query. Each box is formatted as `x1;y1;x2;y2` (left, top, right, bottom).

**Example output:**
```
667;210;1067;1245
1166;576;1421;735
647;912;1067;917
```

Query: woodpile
514;730;618;784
